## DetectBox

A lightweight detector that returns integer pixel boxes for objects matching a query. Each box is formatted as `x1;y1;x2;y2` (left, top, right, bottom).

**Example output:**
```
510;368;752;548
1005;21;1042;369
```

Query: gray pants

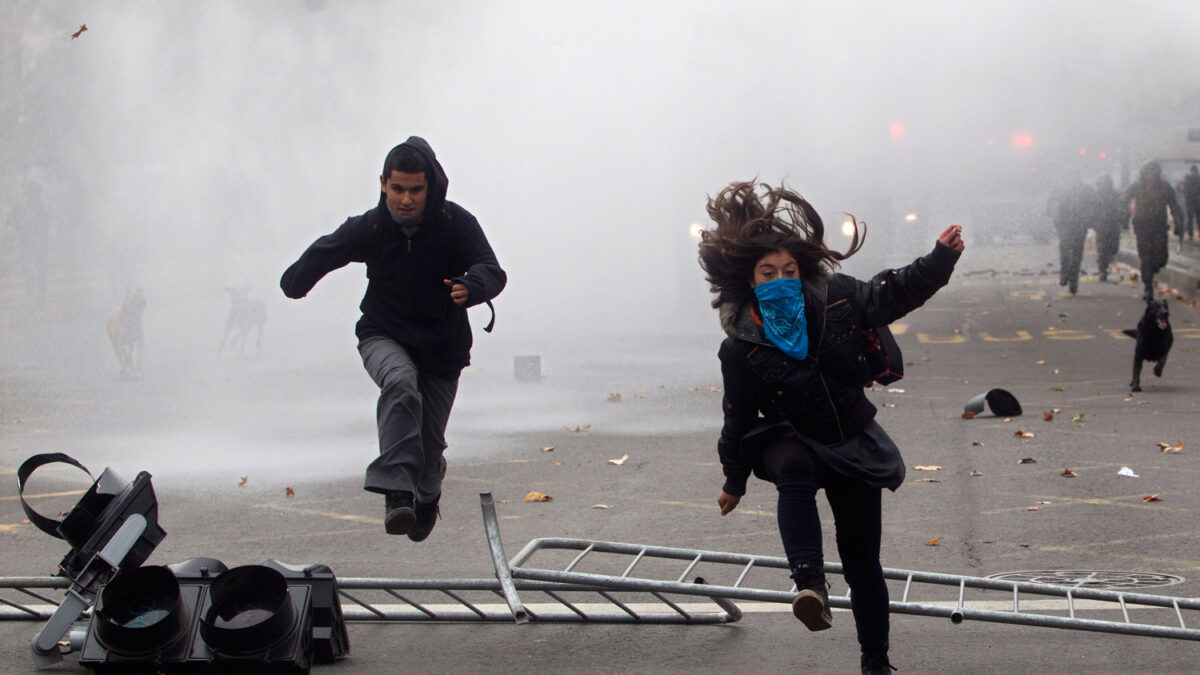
358;336;458;502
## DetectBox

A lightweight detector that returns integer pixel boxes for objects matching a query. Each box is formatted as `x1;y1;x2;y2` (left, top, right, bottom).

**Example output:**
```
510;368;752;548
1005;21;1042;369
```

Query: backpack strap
807;275;830;363
483;300;495;332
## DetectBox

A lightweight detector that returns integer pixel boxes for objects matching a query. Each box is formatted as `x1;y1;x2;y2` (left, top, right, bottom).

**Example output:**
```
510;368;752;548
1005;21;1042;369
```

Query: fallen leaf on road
969;470;984;477
961;379;970;384
605;393;622;402
285;487;295;497
1027;506;1040;511
926;536;943;546
1143;495;1163;503
1050;387;1065;392
1003;417;1013;422
707;385;723;393
1061;468;1079;477
914;465;942;471
540;446;555;452
1052;369;1061;375
1015;431;1035;438
971;440;984;446
1035;360;1046;365
238;476;248;487
565;424;592;432
608;454;629;466
524;491;553;502
882;402;896;408
916;478;942;483
1018;457;1037;464
1052;408;1062;414
1158;441;1184;453
1072;413;1086;422
1042;411;1054;421
71;24;87;39
591;504;612;509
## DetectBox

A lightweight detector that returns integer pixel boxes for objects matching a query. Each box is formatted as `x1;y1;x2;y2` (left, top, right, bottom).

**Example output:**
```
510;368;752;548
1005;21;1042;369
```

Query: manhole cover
986;570;1184;590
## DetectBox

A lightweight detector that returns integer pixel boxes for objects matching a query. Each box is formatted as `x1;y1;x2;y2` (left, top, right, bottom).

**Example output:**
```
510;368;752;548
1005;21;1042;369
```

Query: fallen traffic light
78;557;349;673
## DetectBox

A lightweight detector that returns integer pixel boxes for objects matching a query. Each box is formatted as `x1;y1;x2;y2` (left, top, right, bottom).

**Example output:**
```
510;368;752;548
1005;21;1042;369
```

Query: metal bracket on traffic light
17;454;165;669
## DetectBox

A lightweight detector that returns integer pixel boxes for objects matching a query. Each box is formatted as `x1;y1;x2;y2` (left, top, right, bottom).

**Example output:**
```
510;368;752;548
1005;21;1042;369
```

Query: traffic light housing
78;557;349;673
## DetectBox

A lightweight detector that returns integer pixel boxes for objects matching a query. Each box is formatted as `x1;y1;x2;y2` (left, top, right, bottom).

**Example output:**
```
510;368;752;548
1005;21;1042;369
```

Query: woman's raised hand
938;225;965;254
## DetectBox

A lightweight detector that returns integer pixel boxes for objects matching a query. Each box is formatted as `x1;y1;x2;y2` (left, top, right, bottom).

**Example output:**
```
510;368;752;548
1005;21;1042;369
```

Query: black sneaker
384;491;415;535
861;644;897;674
790;562;832;631
407;494;440;542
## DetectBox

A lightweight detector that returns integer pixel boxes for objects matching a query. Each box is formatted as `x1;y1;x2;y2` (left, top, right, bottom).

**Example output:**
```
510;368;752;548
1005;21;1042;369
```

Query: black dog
1123;299;1173;392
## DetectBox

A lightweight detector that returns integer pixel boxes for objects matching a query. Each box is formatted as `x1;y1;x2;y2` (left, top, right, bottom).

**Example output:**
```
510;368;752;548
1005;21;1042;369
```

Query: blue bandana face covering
754;278;808;360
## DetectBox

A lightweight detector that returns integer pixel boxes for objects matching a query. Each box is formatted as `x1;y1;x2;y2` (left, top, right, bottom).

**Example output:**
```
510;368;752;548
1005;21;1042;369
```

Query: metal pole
479;492;529;624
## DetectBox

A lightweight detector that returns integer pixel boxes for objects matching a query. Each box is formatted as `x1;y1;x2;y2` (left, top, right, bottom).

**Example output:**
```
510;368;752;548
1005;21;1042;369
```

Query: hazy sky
6;0;1200;481
6;0;1200;339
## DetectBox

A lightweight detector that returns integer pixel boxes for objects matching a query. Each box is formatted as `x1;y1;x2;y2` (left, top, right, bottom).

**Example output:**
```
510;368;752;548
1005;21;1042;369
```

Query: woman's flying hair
697;180;865;308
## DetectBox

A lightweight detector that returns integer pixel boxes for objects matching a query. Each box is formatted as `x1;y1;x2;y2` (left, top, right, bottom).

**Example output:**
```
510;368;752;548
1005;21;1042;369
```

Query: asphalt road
3;240;1200;673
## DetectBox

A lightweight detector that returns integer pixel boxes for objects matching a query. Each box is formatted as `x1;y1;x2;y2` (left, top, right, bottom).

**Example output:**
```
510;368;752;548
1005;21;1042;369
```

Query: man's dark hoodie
281;137;506;377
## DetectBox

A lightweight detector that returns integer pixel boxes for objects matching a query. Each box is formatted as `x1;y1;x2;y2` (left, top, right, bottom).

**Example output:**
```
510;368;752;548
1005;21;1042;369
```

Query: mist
4;0;1200;483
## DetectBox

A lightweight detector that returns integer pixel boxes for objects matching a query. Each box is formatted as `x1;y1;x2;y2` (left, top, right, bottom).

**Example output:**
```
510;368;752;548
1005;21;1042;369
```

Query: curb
1115;235;1200;302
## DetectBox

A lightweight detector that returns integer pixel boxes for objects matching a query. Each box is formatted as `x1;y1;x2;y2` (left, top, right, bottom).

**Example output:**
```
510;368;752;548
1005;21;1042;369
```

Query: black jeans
760;436;889;652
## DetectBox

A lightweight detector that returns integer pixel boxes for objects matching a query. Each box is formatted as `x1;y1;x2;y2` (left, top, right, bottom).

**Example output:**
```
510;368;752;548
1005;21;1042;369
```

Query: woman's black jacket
716;241;959;496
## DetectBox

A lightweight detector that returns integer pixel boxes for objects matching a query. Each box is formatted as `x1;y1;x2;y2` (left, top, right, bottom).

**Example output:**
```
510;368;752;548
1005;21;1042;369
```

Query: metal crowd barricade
3;492;1199;641
0;577;67;621
501;535;1200;641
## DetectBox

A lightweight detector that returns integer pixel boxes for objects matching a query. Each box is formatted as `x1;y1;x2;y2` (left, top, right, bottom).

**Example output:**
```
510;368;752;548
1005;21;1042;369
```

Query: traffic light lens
94;565;187;654
200;565;296;655
211;606;274;629
115;603;169;628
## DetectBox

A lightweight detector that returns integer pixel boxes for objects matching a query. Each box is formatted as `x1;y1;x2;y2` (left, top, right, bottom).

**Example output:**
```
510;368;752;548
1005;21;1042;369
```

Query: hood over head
379;136;450;220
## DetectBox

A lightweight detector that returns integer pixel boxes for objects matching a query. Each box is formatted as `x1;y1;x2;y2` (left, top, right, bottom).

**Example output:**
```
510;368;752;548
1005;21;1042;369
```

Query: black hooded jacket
281;137;507;377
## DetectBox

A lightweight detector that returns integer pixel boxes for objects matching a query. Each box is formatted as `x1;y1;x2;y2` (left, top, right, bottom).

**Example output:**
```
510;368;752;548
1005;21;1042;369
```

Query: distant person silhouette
1053;179;1095;295
1124;160;1183;299
1093;174;1127;282
1182;165;1200;242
